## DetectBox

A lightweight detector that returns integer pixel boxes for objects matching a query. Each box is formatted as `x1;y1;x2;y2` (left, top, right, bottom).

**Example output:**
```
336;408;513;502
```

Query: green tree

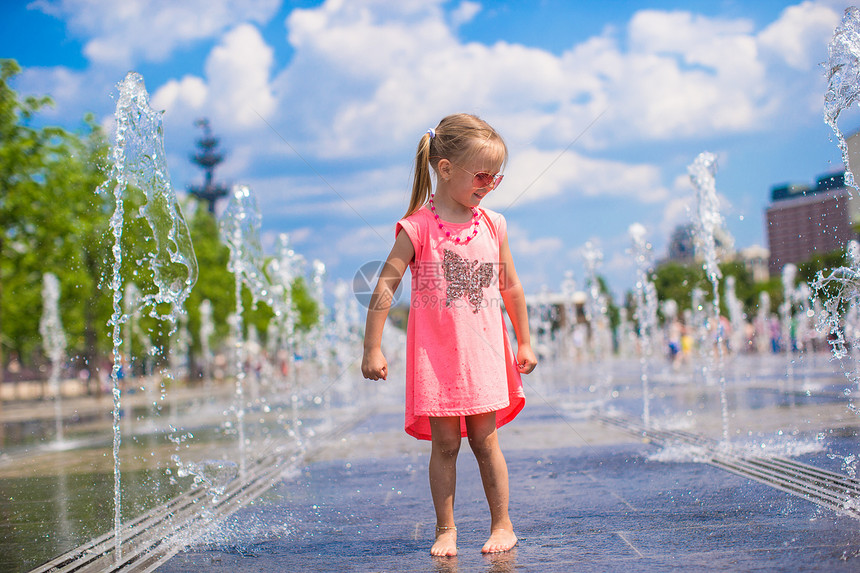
0;60;112;384
652;262;707;316
181;202;233;355
49;116;112;385
0;59;320;387
0;60;192;386
651;260;771;321
717;261;755;311
290;276;318;331
798;249;849;285
592;275;620;330
1;59;56;373
181;201;318;375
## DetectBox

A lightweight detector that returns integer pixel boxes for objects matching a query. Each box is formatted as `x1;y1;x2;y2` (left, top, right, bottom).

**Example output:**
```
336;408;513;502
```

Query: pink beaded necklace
428;194;480;244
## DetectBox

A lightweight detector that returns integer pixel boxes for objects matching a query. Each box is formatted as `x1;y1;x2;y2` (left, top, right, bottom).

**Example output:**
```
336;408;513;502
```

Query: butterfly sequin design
443;249;494;313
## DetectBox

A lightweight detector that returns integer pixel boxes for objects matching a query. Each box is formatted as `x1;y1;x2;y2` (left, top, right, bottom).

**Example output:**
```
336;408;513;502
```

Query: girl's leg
465;412;518;553
428;416;462;557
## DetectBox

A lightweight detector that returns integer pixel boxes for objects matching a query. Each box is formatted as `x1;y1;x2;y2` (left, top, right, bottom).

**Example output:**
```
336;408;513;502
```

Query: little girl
362;113;537;557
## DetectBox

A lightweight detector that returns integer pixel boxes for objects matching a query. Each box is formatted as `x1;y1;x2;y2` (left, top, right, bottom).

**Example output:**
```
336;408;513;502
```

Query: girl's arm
361;230;415;380
498;235;538;374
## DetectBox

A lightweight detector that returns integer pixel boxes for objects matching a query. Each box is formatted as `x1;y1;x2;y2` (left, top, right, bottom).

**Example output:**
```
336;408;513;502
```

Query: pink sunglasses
454;164;504;190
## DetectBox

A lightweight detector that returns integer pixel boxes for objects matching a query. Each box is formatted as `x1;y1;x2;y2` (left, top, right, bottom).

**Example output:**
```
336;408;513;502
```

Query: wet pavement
5;354;860;572
159;402;860;572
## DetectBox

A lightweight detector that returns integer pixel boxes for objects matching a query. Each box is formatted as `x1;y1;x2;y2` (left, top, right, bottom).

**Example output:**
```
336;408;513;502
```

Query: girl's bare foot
431;525;458;557
481;528;517;554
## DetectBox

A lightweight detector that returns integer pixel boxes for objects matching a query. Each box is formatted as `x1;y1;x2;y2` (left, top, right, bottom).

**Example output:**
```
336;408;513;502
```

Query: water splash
101;73;198;317
824;7;860;192
817;13;860;498
172;457;239;504
812;242;860;398
39;273;67;444
688;151;730;444
811;6;860;442
650;435;823;464
828;452;859;480
97;71;198;559
689;152;723;285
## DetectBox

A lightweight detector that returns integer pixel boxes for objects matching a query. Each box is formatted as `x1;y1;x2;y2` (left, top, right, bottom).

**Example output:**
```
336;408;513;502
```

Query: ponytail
404;131;434;218
403;114;507;219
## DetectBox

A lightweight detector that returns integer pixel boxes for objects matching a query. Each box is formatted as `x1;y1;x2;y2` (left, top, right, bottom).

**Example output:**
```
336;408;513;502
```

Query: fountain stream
629;223;657;428
824;6;860;193
199;299;214;386
688;151;730;444
782;263;798;393
582;242;613;394
96;71;198;559
39;272;67;445
218;183;279;475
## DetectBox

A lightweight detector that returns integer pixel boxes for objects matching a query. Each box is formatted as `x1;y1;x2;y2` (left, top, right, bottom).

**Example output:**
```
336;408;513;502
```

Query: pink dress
396;205;525;440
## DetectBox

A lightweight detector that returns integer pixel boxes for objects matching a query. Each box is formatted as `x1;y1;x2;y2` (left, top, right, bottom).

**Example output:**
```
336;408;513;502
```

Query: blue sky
2;0;859;303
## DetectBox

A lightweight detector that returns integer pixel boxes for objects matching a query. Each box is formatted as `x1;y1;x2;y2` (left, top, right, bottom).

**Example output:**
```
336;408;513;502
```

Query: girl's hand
515;343;537;374
362;347;388;381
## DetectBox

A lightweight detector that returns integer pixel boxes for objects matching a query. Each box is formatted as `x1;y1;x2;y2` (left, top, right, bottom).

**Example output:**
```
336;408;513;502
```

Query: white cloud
239;166;409;225
151;75;208;114
658;168;737;244
589;10;768;140
484;148;669;209
205;24;276;127
252;0;841;166
16;0;851;298
29;0;835;215
15;5;279;131
13;65;109;122
660;195;694;236
334;225;395;257
151;24;275;132
759;1;841;69
506;223;564;258
261;227;312;253
31;0;281;67
278;0;465;156
14;65;69;109
604;248;638;274
450;1;481;27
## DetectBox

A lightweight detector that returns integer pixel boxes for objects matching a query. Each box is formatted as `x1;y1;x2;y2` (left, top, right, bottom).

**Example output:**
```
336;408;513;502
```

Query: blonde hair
404;113;507;218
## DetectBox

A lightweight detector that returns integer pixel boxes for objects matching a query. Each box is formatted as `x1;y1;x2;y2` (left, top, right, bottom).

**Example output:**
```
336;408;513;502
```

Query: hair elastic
426;128;436;139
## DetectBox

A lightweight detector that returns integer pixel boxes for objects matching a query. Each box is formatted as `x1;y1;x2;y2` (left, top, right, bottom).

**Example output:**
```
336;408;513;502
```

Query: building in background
765;171;858;275
664;221;768;282
663;223;735;266
666;224;695;264
739;245;770;283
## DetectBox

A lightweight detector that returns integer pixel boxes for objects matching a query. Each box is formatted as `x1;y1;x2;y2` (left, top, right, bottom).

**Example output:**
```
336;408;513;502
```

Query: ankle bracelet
435;525;457;532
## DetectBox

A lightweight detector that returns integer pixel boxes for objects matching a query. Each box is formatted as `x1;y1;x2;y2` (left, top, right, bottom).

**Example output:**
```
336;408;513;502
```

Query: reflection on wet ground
3;354;860;571
161;439;860;572
162;354;860;572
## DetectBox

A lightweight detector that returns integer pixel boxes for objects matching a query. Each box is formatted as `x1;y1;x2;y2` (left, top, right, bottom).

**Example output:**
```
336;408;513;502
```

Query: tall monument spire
188;118;229;214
